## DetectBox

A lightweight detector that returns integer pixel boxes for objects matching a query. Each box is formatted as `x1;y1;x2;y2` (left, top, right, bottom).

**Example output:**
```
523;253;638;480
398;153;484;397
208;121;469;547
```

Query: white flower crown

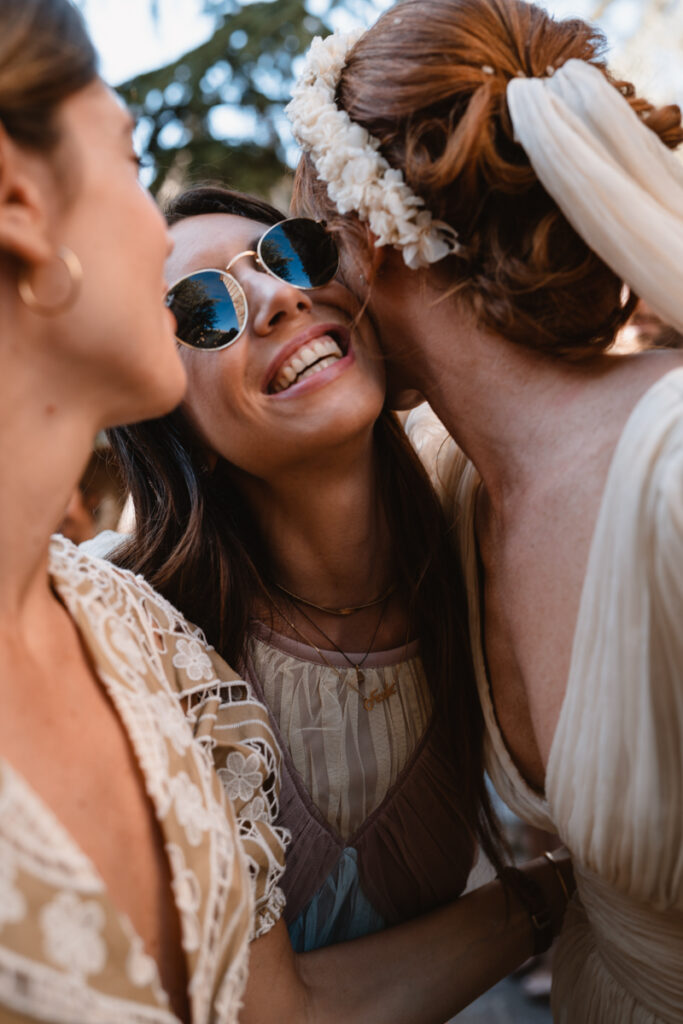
286;29;460;270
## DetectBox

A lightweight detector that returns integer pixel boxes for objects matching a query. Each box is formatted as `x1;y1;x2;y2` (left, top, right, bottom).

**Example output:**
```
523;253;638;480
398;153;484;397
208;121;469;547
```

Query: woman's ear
0;124;54;267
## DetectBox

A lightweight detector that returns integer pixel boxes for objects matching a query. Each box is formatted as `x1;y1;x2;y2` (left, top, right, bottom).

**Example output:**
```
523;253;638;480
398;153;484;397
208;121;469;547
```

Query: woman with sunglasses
98;184;575;1018
289;0;683;1020
0;3;294;1022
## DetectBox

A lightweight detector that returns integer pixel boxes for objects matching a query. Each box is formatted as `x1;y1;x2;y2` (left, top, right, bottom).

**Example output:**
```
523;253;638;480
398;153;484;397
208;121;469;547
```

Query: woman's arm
241;852;572;1023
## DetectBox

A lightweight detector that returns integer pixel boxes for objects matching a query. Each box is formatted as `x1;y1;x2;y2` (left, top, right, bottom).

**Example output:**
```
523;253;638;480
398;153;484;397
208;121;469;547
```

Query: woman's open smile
266;323;353;396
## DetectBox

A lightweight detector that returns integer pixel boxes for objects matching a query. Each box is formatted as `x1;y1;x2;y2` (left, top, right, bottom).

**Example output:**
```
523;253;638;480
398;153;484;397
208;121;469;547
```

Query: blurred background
77;0;683;209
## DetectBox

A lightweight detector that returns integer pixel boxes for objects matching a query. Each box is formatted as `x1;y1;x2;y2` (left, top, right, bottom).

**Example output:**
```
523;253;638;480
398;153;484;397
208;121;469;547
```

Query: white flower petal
287;29;459;269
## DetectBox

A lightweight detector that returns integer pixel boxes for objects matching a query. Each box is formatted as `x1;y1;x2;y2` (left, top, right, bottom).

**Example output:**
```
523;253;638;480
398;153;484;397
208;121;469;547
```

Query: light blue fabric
79;529;125;560
288;847;385;953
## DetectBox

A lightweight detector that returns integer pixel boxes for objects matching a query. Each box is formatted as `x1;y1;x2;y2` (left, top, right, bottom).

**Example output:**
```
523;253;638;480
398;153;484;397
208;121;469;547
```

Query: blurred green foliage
115;0;355;201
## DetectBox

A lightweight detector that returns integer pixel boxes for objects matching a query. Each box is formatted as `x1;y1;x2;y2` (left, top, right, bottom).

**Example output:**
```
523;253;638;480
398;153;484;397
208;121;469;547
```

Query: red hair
293;0;683;358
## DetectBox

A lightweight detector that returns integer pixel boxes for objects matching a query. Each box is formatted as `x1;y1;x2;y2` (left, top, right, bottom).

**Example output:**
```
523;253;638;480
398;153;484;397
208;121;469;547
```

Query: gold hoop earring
18;246;83;316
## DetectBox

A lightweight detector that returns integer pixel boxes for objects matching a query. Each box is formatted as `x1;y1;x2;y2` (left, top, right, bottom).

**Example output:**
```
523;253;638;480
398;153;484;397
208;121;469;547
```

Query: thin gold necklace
269;595;398;711
271;580;397;617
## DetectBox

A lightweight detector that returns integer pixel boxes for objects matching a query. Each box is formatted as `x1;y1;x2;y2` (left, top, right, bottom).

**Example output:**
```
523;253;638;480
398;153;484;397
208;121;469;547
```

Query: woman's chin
102;361;186;430
149;370;187;419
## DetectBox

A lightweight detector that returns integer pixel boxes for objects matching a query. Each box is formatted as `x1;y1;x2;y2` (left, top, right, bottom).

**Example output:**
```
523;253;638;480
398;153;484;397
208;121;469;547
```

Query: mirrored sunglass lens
260;219;338;288
166;270;245;350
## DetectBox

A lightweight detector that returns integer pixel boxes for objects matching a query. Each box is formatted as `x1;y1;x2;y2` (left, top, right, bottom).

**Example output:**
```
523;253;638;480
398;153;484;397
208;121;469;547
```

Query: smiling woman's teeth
271;337;343;393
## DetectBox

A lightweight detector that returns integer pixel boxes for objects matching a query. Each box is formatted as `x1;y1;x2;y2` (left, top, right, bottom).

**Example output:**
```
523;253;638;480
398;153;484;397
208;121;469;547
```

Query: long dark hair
108;184;505;870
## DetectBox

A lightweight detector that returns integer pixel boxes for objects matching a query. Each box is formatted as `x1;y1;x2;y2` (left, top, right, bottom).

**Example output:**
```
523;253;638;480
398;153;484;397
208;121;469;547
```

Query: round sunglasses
165;217;339;351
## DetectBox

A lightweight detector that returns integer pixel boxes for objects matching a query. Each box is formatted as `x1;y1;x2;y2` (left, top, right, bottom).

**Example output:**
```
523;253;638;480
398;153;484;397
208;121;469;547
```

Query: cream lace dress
0;537;287;1024
408;368;683;1023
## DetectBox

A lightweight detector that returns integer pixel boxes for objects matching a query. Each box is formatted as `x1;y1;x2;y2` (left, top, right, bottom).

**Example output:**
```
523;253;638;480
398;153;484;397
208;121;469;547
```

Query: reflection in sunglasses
261;236;302;286
260;221;337;289
170;270;245;349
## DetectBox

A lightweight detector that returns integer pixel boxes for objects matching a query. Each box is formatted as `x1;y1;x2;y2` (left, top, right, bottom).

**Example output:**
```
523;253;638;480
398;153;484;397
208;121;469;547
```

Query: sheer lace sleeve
178;662;289;940
83;562;289;941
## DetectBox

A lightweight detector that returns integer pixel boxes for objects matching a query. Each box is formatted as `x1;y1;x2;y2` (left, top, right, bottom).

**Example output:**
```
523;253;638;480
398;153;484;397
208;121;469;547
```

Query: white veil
507;59;683;335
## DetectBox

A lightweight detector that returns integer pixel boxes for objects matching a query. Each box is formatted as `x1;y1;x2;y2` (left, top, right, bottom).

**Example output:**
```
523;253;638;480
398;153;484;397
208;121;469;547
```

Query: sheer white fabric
407;368;683;1023
507;59;683;335
248;626;431;840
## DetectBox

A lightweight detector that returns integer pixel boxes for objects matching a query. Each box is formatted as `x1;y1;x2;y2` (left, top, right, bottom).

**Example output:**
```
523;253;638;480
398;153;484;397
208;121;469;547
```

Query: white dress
408;368;683;1023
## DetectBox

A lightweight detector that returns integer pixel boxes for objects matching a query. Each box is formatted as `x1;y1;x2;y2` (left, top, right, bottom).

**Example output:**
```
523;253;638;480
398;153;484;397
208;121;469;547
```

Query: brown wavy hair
293;0;683;359
0;0;97;151
108;183;507;874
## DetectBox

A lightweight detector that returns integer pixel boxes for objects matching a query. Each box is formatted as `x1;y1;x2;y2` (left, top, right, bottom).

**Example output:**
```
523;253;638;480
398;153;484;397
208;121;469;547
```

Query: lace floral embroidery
126;935;162;991
40;892;107;977
172;638;214;682
0;949;179;1024
167;844;202;954
0;761;102;894
168;772;214;846
219;752;263;803
148;691;193;756
240;796;269;824
0;859;26;929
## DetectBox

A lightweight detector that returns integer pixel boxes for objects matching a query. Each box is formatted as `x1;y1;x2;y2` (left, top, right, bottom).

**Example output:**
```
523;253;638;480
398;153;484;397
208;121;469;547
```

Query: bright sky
81;0;215;85
80;0;682;101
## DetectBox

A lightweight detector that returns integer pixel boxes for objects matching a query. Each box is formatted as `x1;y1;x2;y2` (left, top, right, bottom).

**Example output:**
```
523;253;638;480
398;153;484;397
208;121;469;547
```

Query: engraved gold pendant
362;679;398;712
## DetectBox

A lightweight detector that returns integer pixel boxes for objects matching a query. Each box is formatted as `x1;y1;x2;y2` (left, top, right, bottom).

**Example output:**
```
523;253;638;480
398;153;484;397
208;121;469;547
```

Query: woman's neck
0;334;95;629
239;437;393;609
395;294;617;509
234;432;410;651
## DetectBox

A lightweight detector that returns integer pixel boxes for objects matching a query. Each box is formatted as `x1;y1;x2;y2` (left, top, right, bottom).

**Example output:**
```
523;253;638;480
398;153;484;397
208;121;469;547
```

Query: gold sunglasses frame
166;218;338;352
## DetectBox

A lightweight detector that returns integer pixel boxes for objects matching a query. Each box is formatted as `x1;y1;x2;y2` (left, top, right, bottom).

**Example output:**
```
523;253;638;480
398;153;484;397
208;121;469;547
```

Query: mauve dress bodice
242;624;476;949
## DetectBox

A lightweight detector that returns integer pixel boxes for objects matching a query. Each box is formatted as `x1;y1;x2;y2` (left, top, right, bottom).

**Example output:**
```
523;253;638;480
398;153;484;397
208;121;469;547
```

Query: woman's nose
248;271;313;335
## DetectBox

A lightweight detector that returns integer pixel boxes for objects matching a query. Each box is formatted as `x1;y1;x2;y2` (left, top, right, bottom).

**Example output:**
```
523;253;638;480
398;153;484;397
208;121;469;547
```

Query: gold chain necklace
271;580;397;617
268;595;398;711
